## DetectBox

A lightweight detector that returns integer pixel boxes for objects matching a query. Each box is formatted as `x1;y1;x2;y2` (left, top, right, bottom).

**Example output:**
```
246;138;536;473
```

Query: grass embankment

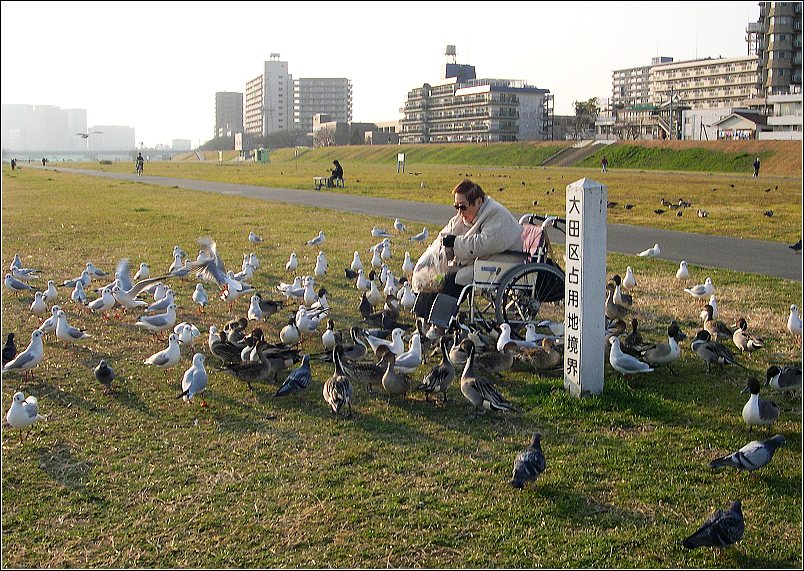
1;167;801;568
52;147;801;244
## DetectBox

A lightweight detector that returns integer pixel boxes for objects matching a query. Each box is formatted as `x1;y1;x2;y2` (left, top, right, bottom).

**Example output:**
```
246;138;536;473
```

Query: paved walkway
39;166;802;281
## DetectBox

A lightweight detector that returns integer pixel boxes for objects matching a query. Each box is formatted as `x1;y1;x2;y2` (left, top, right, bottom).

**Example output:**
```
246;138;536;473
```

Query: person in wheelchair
414;178;523;322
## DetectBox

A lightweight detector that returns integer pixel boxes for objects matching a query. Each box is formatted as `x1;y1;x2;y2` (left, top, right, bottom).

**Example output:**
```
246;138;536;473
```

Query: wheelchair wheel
494;262;565;339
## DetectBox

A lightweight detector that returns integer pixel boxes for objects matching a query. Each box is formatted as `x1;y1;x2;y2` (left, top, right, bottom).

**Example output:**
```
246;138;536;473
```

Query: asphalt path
37;166;802;281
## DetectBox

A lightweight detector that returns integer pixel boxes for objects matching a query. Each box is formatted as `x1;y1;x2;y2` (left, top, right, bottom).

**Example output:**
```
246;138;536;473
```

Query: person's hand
441;234;456;248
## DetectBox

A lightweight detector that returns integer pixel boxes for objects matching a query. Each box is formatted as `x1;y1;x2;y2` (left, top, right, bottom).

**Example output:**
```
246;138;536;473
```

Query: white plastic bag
412;241;449;293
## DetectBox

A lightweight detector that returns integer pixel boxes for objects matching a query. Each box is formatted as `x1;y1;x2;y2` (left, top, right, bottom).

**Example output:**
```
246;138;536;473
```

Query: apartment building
244;55;294;137
650;55;760;109
747;1;803;96
611;57;673;110
215;92;243;139
399;73;552;144
294;78;352;133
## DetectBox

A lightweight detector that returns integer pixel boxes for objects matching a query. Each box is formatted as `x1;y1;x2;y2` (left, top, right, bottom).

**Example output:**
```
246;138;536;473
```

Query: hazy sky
1;1;760;147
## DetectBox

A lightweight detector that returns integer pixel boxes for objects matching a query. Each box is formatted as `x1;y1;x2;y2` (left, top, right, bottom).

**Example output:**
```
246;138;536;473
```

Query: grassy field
51;148;802;244
1;166;802;568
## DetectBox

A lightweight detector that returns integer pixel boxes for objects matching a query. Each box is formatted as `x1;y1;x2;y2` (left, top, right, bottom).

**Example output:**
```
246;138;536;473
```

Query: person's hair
452;178;485;203
333;160;340;165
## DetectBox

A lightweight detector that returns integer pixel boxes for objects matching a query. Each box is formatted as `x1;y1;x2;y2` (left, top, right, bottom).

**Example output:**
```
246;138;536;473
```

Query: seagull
274;354;312;398
2;332;16;366
85;261;108;279
192;283;208;313
192;237;254;302
43;280;58;303
87;286;116;317
622;266;637;289
55;310;91;346
608;336;653;377
5;392;46;443
76;131;103;139
5;273;35;294
175;322;201;346
134;262;150;281
675;260;690;280
371;226;393;238
11;265;40;282
2;330;44;378
111;284;149;312
248;231;263;244
135;303;177;335
787;304;802;339
285;252;299;272
409;227;429;242
637;243;660;257
765;364;801;394
364;327;405;357
29;291;48;316
392;332;423;374
682;501;744;550
401;251;415;277
37;305;61;335
247;294;263;321
684;277;714;300
510;432;546;489
741;377;779;431
93;360;116;393
144;333;182;372
350;251;364;272
709;434;785;473
306;231;325;247
177;353;208;405
394;218;406;233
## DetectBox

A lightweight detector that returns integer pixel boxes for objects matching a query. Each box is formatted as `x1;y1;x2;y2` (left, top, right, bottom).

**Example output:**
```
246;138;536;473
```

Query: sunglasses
453;203;469;211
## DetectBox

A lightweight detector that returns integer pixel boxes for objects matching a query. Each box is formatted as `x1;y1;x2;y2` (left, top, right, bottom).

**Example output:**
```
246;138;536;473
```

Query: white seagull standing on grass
410;228;429;242
306;231;326;247
5;392;46;443
637;243;660;258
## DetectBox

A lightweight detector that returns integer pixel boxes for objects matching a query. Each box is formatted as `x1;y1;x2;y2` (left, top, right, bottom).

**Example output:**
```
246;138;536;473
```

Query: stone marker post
563;178;607;397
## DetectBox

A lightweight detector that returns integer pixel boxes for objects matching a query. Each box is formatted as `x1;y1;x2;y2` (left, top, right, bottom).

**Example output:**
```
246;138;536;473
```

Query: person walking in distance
753;157;760;177
601;156;608;173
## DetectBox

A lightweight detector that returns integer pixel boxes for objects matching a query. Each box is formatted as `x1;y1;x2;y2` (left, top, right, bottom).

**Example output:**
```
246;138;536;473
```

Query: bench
313;176;346;190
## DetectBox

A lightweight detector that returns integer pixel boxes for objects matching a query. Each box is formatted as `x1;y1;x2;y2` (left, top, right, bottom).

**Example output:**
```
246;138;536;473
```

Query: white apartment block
611;57;673;110
650;55;760;109
244;56;293;137
294;78;352;133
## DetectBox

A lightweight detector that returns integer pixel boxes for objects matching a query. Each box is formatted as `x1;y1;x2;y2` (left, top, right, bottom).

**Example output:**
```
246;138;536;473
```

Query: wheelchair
424;214;566;340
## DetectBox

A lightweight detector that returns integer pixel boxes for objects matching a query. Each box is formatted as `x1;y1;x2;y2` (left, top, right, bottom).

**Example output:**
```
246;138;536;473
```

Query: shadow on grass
34;441;92;490
536;480;653;527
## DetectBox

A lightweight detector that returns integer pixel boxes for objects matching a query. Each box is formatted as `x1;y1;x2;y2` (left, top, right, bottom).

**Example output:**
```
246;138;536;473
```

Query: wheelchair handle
519;213;567;234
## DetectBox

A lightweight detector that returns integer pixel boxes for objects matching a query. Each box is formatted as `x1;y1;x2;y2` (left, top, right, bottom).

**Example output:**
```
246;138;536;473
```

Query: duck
620;318;648;357
741;377;779;431
611;275;633;307
518;337;561;371
691;330;748;374
473;341;518;376
764;364;802;394
608;337;653;378
732;317;765;355
322;345;353;418
640;323;682;374
459;339;519;417
702;304;733;342
340;326;369;363
416;335;456;403
380;351;413;403
448;328;470;366
342;345;389;396
605;283;629;321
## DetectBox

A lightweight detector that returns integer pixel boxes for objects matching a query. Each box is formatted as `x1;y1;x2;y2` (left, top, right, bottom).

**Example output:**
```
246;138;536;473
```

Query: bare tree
313;126;336;148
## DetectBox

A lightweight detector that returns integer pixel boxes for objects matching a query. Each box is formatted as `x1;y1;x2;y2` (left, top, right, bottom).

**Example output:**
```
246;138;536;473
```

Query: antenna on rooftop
445;44;456;64
269;53;280;61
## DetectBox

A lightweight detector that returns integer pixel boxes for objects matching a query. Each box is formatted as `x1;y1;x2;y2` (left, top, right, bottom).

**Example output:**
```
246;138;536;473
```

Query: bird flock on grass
2;216;800;556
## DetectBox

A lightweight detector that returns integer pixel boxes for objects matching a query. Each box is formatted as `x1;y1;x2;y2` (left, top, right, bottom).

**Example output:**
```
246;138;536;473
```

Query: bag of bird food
412;241;448;293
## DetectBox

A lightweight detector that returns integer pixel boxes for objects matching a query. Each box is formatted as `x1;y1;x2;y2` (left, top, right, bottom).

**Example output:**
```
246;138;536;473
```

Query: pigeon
675;260;690;280
177;353;208;404
789;239;802;253
2;330;44;377
637;244;660;257
248;231;263;244
275;354;312;398
765;364;801;394
763;210;773;217
681;501;744;550
709;434;785;473
2;332;17;366
509;432;546;489
741;377;779;431
5;391;46;442
93;359;116;393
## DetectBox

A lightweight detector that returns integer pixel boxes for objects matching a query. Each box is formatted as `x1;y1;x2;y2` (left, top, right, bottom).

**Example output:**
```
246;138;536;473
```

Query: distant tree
314;126;336;147
570;97;599;140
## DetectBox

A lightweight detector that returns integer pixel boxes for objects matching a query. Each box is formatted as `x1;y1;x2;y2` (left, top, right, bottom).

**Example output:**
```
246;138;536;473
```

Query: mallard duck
732;318;764;355
459;339;519;417
741;377;779;431
416;335;456;403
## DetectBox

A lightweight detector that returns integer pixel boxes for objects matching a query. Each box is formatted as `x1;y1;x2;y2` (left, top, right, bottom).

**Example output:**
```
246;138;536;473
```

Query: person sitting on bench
328;160;344;187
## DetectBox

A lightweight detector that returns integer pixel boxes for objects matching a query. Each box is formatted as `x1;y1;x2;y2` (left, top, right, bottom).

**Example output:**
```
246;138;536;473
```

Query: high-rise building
294;78;352;133
611;57;673;110
215;92;243;139
650;55;759;109
746;1;803;96
244;54;293;137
